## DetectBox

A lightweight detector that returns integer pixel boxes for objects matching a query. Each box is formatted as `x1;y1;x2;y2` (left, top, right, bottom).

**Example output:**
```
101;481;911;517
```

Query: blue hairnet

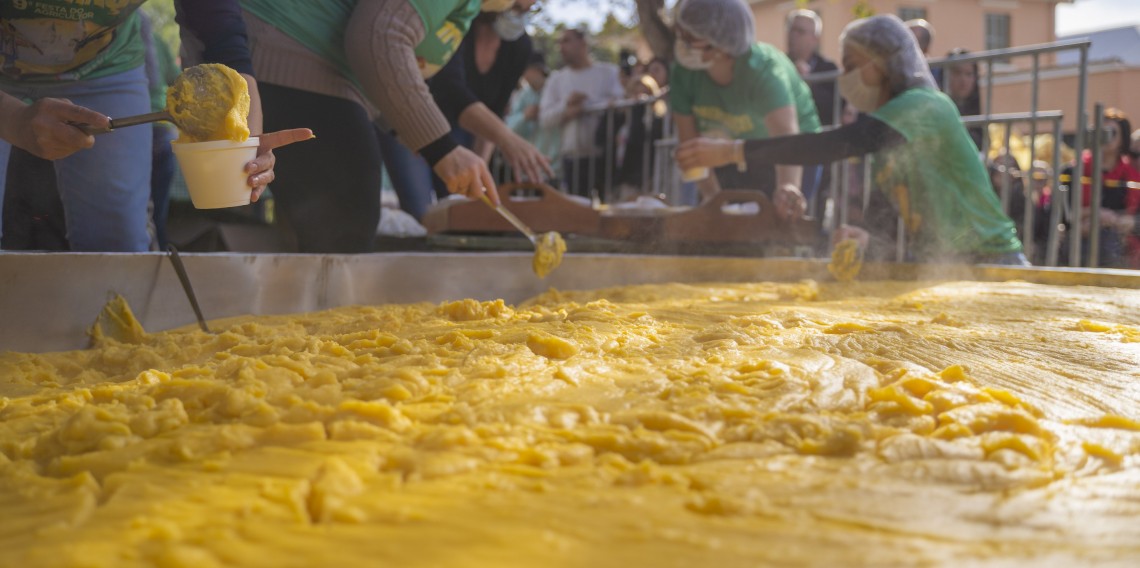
675;0;755;58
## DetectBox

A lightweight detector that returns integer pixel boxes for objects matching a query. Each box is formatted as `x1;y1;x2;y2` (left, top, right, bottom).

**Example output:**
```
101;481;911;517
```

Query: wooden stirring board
424;185;820;247
422;182;600;236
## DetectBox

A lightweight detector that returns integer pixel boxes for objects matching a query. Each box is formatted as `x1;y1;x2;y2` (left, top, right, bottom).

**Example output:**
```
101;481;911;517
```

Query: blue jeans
0;66;152;252
376;128;435;221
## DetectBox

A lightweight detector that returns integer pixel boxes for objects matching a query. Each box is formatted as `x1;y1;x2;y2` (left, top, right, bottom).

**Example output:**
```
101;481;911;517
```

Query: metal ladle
479;195;565;278
70;65;237;140
167;245;211;333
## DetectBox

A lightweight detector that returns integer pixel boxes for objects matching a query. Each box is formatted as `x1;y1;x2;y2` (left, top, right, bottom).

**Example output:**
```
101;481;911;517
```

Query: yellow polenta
2;280;1139;566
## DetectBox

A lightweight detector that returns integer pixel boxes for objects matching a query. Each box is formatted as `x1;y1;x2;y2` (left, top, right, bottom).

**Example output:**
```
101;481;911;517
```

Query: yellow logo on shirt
436;21;463;52
692;105;755;136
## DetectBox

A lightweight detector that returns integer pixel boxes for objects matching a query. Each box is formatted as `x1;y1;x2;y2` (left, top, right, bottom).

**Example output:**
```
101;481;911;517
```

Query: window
899;7;927;22
985;13;1011;52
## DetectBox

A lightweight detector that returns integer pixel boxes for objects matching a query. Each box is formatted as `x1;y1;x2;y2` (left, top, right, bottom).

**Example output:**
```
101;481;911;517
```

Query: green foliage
141;0;180;61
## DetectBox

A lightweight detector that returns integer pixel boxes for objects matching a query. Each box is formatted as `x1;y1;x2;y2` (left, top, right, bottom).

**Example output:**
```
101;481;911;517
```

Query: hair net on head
840;15;936;96
675;0;755;57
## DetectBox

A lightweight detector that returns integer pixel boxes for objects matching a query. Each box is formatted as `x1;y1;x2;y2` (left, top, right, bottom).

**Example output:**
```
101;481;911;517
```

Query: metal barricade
495;91;673;206
798;38;1095;267
498;39;1104;267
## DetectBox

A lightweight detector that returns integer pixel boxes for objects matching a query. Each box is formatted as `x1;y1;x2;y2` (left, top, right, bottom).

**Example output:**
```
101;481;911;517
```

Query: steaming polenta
2;280;1139;567
532;232;566;278
828;238;863;282
166;64;250;143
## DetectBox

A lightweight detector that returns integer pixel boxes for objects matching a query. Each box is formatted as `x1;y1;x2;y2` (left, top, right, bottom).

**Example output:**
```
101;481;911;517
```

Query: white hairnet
675;0;755;58
840;15;936;96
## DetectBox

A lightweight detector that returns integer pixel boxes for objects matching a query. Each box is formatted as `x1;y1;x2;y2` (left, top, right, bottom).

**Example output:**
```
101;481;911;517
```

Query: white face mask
493;10;527;41
481;0;515;13
838;66;882;113
675;40;712;71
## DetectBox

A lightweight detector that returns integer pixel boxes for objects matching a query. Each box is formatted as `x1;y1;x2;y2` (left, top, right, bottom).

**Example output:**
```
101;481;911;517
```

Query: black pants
1;147;68;251
260;83;382;253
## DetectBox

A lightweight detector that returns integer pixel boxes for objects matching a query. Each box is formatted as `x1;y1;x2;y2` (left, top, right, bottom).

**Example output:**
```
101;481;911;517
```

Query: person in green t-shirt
237;0;548;252
677;14;1027;266
669;0;821;220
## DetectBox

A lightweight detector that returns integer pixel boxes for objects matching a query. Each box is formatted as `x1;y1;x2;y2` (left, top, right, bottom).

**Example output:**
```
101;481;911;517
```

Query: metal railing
498;38;1113;267
801;39;1095;266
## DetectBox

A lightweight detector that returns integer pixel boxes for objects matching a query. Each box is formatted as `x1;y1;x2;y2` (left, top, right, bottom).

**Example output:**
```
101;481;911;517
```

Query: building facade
748;0;1140;133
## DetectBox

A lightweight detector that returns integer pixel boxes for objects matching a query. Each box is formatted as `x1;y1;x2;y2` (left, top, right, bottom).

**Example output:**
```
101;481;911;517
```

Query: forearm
776;165;802;189
538;82;563;129
346;0;452;154
174;0;254;75
742;116;905;167
0;93;28;148
458;102;514;147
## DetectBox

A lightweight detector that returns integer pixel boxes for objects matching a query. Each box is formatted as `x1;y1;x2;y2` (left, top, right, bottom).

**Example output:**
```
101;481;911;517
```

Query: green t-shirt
0;0;146;83
870;88;1022;256
670;42;820;140
240;0;480;81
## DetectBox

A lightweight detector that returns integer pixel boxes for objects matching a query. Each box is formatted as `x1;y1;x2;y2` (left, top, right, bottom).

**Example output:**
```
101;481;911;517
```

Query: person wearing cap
670;0;821;220
677;14;1027;266
507;51;561;177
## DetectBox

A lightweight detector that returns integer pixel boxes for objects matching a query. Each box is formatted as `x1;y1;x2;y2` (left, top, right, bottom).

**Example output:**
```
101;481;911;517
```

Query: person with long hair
945;48;984;151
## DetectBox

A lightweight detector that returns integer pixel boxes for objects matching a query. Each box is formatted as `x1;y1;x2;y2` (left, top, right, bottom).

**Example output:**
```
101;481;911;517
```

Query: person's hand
794;59;811;78
832;224;870;250
244;128;314;202
15;98;109;160
499;132;553;183
676;137;735;170
564;92;588;122
433;146;499;205
772;183;807;220
523;104;539;121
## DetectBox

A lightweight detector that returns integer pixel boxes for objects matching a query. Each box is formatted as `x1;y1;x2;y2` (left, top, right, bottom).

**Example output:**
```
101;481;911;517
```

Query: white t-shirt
539;62;626;158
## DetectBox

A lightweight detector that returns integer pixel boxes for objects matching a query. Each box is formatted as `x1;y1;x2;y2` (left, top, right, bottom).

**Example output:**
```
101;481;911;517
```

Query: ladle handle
68;111;174;136
167;245;211;334
480;195;537;244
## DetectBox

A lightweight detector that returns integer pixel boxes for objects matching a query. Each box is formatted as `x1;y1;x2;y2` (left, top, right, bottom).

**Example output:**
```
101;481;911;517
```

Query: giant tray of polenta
1;253;1138;566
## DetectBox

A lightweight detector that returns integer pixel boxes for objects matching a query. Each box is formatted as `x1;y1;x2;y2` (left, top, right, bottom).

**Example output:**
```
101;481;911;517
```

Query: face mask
675;40;712;71
838;66;881;113
493;10;527;41
481;0;515;12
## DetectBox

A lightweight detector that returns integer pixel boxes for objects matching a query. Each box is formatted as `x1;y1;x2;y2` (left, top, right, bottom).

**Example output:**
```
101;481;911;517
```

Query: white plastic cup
682;167;709;183
171;137;259;209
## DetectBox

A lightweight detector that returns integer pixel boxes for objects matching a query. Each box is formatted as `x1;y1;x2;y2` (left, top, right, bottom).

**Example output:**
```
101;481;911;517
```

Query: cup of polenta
172;137;259;209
